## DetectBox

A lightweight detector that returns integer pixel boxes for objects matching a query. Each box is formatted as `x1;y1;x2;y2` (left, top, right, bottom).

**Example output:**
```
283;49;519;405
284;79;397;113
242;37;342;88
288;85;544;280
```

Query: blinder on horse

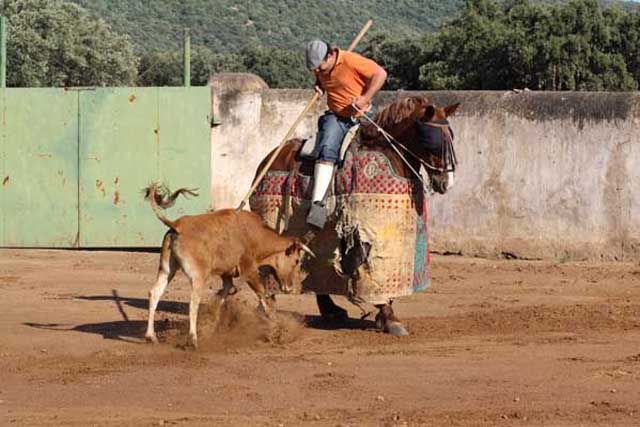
415;119;457;173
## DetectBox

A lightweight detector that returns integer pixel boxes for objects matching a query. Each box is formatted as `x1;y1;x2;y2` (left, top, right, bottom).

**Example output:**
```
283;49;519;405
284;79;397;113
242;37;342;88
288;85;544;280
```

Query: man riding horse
304;39;387;229
249;40;459;336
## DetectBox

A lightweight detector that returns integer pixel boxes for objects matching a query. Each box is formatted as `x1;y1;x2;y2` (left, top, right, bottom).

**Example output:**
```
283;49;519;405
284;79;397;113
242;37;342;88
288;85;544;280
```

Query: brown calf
144;183;312;348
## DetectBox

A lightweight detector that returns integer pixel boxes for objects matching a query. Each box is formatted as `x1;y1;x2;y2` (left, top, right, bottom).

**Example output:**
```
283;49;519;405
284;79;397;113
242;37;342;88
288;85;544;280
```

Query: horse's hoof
375;304;409;336
317;295;349;323
321;305;348;323
375;312;384;330
145;334;159;344
385;321;409;336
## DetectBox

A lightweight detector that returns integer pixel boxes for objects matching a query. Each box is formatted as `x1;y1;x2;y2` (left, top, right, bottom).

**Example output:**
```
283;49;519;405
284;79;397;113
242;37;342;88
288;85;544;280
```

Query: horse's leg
374;302;409;336
316;295;348;322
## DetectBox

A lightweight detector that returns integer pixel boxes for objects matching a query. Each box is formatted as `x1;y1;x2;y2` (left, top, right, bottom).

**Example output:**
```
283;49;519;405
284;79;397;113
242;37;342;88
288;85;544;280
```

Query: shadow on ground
76;294;187;314
24;320;152;343
24;291;377;345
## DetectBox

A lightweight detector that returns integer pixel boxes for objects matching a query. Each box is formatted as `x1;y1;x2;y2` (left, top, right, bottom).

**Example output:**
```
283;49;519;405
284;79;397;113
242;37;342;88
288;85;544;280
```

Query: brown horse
249;95;460;335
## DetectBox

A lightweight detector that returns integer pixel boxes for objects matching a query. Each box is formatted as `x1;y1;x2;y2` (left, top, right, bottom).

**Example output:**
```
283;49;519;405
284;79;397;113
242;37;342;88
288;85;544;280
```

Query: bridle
420;120;457;174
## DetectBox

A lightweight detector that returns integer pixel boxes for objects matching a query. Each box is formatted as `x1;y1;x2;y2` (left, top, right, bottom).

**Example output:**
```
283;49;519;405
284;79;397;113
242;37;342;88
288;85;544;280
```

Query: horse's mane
360;96;429;141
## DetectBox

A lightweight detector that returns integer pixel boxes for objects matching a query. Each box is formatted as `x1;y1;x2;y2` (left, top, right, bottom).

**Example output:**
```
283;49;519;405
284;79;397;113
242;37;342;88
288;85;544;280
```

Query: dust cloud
160;291;306;351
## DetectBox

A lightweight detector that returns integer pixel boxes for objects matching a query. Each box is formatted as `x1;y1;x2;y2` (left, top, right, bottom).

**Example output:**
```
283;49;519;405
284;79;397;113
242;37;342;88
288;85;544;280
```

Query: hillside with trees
1;0;639;90
69;0;462;53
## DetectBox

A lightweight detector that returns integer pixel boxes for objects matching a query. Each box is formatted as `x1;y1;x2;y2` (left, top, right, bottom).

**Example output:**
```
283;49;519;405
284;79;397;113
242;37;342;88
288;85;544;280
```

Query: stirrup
307;201;328;229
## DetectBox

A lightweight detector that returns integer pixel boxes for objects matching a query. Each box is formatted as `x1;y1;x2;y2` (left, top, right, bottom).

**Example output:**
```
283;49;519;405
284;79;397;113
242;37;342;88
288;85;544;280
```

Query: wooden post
1;16;7;88
183;28;191;87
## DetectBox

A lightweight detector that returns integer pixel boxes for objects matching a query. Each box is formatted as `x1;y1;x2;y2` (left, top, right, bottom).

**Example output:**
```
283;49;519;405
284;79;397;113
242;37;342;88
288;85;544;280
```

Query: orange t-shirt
316;49;381;118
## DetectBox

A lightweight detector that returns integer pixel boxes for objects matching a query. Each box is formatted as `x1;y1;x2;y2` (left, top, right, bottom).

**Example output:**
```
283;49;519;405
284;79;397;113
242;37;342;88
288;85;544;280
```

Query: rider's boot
307;161;334;229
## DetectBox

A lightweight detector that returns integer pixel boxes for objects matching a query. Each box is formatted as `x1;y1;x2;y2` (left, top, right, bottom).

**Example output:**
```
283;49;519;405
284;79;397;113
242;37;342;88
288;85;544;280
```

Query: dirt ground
1;249;639;427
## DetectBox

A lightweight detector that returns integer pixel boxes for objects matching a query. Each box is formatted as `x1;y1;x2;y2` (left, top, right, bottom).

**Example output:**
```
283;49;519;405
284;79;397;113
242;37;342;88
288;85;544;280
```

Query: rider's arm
314;77;325;95
352;65;387;113
360;66;387;104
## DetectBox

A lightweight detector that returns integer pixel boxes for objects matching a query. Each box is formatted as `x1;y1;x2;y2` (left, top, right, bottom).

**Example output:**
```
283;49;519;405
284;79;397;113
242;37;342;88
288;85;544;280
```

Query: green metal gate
0;87;211;247
0;89;79;247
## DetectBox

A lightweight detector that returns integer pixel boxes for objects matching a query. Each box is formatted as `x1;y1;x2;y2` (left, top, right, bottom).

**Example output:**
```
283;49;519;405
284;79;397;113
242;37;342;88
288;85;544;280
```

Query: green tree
1;0;138;87
416;0;638;91
137;44;310;88
239;45;311;88
540;0;636;90
361;32;427;90
418;0;512;90
137;46;246;86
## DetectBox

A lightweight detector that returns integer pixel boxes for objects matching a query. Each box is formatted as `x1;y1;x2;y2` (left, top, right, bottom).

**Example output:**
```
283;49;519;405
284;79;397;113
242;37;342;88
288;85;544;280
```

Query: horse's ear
444;103;460;118
423;105;436;121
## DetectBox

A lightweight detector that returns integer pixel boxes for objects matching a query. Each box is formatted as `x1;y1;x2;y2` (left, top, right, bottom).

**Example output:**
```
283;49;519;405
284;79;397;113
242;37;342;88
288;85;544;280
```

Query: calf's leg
187;276;206;348
146;233;178;343
245;270;277;320
209;275;235;332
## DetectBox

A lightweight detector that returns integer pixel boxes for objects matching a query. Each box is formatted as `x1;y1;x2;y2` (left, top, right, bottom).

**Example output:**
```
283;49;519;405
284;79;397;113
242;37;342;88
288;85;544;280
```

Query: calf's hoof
257;299;277;321
186;335;198;350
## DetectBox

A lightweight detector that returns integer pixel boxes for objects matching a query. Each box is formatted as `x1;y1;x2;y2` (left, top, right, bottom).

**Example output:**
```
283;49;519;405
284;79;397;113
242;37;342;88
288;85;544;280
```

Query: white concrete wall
209;75;640;261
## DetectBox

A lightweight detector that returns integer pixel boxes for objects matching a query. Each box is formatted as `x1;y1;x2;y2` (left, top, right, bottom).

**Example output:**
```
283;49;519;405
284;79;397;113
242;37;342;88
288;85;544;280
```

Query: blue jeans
315;111;358;163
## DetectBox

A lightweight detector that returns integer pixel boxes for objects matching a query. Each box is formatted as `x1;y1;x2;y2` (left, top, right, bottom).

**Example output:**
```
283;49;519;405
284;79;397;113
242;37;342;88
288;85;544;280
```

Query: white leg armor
311;162;335;203
307;162;335;229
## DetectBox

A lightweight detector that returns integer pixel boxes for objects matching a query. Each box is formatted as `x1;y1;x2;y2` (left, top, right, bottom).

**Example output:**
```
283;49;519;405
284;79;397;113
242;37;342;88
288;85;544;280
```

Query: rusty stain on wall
113;176;120;204
95;179;106;197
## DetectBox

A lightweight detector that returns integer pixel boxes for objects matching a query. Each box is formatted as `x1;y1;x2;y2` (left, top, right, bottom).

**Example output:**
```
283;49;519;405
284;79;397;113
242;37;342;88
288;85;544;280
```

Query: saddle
298;124;360;165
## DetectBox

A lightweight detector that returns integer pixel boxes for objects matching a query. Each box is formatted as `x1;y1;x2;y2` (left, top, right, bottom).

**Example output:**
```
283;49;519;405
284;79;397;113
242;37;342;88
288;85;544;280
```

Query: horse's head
415;102;460;194
361;96;460;195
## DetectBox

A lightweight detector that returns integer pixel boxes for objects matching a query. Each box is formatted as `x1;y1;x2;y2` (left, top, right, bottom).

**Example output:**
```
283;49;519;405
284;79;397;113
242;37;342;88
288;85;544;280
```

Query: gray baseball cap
305;39;329;70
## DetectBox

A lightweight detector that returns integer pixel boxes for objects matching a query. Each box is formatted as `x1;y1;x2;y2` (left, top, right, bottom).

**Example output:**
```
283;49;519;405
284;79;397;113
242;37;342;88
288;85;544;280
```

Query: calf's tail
143;183;198;231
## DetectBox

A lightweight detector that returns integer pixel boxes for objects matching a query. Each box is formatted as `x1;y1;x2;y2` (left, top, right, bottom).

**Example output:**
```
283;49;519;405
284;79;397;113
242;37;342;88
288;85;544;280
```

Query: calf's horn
299;243;316;258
